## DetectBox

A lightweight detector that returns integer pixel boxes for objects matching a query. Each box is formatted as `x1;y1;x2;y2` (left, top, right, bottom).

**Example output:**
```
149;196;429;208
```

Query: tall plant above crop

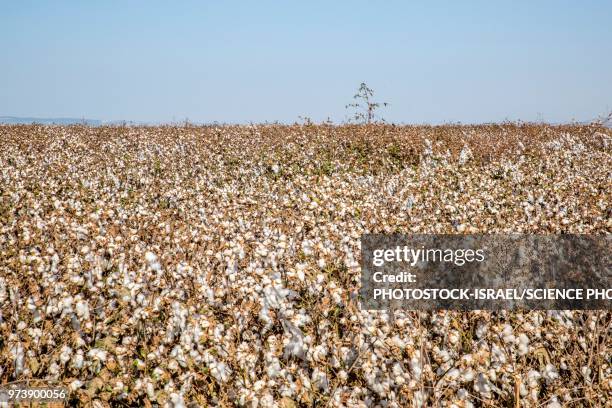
346;82;389;124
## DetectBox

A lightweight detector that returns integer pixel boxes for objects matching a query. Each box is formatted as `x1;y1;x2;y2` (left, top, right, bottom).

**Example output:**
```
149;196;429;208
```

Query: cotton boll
475;323;488;339
60;345;73;365
461;368;475;382
474;373;492;399
72;350;84;369
87;348;107;362
11;344;25;376
448;330;460;345
446;368;460;381
458;145;473;165
311;345;328;362
413;390;426;407
48;362;60;376
0;278;7;304
169;392;186;408
146;382;155;400
266;359;283;378
517;333;529;355
145;251;161;271
581;366;592;383
410;354;422;380
311;369;329;392
212;361;231;383
167;359;179;372
543;364;559;381
260;393;274;408
502;324;515;344
75;300;90;319
527;370;541;388
69;380;83;391
491;344;506;364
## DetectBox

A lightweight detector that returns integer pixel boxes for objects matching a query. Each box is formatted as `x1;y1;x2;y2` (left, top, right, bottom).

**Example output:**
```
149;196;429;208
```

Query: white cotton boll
169;392;186;408
48;362;60;376
253;380;265;392
414;390;426;407
72;350;84;369
168;359;179;372
271;164;280;174
437;348;451;363
266;359;282;378
75;336;86;347
145;251;161;271
410;354;422;380
11;344;24;376
474;373;492;399
60;345;72;364
446;368;460;381
390;335;406;349
311;345;328;362
69;380;83;391
75;301;89;319
543;364;559;381
302;240;313;256
312;369;329;392
284;334;306;359
448;331;460;345
153;367;165;380
260;393;274;408
60;296;74;313
145;251;157;264
461;368;475;382
26;328;41;340
259;305;272;328
404;196;415;210
87;348;107;362
392;362;404;378
581;366;592;383
0;278;7;304
113;381;124;393
502;324;515;344
212;361;231;383
527;370;541;388
491;344;506;364
146;382;155;400
475;323;488;339
518;333;529;355
458;145;472;165
547;396;562;408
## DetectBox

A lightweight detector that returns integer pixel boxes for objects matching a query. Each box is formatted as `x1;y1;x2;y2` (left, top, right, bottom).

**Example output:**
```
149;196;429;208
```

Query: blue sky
1;1;611;124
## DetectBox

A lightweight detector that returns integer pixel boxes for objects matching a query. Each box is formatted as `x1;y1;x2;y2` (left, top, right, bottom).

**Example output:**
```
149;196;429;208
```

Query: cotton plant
0;123;609;406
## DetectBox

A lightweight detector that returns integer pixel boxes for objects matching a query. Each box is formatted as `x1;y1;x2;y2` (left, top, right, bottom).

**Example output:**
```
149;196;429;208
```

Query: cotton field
0;124;610;407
